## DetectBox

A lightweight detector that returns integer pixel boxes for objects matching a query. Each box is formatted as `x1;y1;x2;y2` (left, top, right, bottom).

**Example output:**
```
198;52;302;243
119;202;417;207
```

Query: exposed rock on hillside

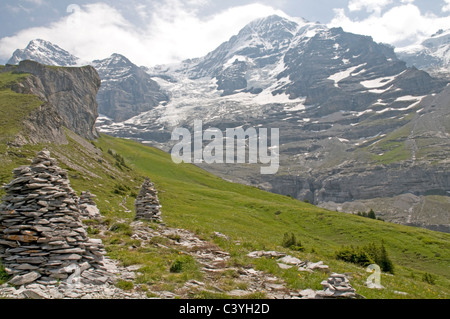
2;60;100;144
92;54;169;122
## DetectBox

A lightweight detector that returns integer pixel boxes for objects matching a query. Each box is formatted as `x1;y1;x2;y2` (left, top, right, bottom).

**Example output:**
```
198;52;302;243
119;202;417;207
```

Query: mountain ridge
136;15;449;232
7;44;169;123
7;39;81;67
91;53;169;122
397;28;450;77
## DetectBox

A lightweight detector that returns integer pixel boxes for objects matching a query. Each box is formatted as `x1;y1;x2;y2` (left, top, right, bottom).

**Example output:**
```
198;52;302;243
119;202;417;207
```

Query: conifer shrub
335;242;394;273
422;273;436;285
367;209;376;219
335;245;374;267
281;232;305;251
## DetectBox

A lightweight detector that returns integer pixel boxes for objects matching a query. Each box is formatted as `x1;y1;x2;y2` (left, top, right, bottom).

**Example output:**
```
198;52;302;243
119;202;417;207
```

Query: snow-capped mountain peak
92;53;133;69
397;29;450;74
7;39;80;66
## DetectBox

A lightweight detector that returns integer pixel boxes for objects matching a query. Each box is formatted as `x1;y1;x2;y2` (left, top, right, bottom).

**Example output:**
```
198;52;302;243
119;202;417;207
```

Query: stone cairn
317;273;357;298
79;191;96;206
134;177;162;222
0;150;110;286
78;191;102;221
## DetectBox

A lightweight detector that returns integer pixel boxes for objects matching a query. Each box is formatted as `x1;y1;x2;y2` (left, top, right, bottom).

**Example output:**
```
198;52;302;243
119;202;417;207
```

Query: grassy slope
95;135;450;299
1;133;449;298
0;68;449;299
0;71;42;148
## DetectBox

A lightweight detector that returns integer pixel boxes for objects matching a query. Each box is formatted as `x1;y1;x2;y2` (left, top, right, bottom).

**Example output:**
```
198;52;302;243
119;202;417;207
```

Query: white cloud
0;1;285;67
330;3;450;48
144;1;288;64
443;0;450;12
0;4;137;63
348;0;393;14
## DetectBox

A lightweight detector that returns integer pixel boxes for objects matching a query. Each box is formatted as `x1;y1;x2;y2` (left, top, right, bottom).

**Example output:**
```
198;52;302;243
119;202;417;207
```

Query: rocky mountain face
397;29;450;78
7;42;168;123
98;15;449;231
3;60;100;143
7;39;80;67
91;54;168;122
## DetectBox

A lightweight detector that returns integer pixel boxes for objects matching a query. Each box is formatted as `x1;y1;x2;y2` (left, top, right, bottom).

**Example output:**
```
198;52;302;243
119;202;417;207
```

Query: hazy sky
0;0;449;66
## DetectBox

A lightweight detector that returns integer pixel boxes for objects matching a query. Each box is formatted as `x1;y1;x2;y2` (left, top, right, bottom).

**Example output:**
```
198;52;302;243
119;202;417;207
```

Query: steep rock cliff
5;60;101;143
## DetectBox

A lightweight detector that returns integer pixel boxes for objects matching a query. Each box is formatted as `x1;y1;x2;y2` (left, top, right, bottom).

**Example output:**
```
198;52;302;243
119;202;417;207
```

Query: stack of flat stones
78;191;102;221
0;150;110;286
134;177;162;222
317;273;357;298
79;191;96;207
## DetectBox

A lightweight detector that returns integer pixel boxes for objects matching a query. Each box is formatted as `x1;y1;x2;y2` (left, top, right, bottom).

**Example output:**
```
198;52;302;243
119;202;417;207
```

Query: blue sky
1;0;449;66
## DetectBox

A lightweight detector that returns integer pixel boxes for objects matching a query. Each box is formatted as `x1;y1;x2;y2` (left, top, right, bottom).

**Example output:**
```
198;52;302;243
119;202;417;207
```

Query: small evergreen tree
335;246;373;267
282;232;296;248
335;242;394;273
376;242;394;274
422;273;435;285
281;232;305;251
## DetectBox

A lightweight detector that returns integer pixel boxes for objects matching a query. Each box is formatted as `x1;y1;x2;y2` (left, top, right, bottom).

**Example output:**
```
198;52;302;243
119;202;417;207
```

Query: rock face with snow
7;42;169;123
106;15;447;141
113;15;448;231
91;54;169;122
397;29;450;77
7;39;80;67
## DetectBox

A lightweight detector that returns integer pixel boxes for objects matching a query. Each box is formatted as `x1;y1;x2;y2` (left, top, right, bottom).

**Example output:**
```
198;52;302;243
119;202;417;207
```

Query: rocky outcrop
6;60;101;142
92;54;168;122
0;151;111;286
7;41;169;123
267;162;450;205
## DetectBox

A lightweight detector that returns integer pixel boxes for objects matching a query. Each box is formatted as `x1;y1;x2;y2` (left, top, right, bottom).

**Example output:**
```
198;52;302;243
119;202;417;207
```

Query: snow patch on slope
327;63;366;87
